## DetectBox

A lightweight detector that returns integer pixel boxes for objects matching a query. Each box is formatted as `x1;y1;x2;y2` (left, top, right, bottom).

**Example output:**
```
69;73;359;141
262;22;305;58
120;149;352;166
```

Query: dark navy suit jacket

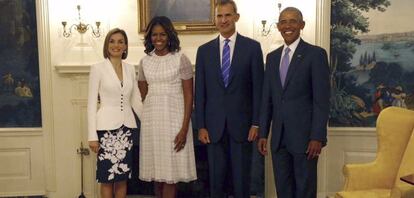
260;39;330;153
195;34;264;143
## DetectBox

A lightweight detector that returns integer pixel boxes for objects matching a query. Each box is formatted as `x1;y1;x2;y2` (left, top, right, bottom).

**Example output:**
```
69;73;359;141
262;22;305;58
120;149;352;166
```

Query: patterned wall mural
0;0;41;127
330;0;414;127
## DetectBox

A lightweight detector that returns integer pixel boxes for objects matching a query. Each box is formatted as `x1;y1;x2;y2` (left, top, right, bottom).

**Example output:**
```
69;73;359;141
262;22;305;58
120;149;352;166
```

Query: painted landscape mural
0;0;41;127
330;0;414;127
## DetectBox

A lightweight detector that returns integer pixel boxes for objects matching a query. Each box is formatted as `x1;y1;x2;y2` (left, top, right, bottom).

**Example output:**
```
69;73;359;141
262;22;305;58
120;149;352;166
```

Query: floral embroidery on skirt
96;126;134;183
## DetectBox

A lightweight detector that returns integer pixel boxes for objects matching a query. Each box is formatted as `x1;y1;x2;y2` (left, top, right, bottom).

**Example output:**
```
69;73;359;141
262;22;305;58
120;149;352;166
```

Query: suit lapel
212;36;225;88
105;59;122;90
273;47;284;91
121;62;127;90
227;34;242;88
283;39;306;90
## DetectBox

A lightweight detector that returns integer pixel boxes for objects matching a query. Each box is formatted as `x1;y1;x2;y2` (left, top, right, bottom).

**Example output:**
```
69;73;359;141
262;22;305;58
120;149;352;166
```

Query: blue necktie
221;39;231;87
280;47;291;87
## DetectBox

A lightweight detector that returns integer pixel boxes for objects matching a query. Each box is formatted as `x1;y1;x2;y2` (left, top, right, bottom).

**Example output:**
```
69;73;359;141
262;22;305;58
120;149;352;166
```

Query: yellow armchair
390;124;414;198
336;107;414;198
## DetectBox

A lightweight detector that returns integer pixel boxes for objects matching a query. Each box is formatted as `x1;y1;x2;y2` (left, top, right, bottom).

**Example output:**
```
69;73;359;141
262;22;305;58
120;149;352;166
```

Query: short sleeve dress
137;51;197;183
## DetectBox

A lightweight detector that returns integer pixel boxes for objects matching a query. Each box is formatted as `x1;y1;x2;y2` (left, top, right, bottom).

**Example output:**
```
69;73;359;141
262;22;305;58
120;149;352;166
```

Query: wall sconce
61;5;101;38
261;2;282;36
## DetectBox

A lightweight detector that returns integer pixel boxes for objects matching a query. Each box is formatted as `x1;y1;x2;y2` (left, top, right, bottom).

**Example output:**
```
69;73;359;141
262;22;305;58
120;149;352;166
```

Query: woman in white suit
87;28;142;198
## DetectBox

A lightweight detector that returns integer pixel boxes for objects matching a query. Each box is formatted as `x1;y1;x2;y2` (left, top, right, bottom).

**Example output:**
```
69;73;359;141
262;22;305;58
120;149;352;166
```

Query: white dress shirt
219;31;238;66
279;37;301;68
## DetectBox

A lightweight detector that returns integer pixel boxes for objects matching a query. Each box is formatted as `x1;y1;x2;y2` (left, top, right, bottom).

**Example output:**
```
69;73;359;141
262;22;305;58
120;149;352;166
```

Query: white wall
48;0;320;66
0;0;380;198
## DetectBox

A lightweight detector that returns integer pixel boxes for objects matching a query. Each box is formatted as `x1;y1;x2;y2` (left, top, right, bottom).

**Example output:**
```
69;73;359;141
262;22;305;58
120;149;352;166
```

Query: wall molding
316;0;331;51
37;0;56;192
0;191;46;197
0;128;43;137
315;1;330;197
329;127;377;137
55;65;91;74
0;148;31;179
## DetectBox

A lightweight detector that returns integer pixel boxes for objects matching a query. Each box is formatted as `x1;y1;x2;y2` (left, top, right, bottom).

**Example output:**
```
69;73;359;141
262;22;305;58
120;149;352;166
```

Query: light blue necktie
280;47;291;87
221;39;231;87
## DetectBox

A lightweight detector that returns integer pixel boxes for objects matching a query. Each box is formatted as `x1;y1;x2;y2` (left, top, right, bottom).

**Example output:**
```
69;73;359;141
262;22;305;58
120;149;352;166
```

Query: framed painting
0;0;41;127
330;0;414;127
138;0;217;33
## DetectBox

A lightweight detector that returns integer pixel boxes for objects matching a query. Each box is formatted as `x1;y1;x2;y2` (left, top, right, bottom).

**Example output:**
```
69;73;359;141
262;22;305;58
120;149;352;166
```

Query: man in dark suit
194;0;264;197
258;7;330;198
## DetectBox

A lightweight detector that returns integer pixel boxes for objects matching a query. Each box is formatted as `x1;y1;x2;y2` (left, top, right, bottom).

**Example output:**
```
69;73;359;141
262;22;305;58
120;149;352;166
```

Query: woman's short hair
103;28;128;59
144;16;180;55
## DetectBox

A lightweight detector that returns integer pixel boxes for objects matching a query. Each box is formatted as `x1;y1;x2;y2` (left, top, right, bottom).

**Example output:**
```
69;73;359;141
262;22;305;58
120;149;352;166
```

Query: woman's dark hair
103;28;128;59
144;16;180;55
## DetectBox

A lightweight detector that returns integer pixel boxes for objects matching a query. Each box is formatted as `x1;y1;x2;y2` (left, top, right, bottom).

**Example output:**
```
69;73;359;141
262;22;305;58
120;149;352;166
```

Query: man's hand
257;138;268;155
89;141;100;153
306;140;322;160
248;127;259;142
198;128;210;144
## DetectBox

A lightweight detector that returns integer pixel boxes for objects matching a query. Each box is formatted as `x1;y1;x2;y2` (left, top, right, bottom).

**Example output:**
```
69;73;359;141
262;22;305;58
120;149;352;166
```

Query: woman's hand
89;141;100;153
174;128;188;152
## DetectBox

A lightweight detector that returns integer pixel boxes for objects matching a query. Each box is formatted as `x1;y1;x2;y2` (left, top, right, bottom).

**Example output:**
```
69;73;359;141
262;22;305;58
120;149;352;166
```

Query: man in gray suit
258;7;330;198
